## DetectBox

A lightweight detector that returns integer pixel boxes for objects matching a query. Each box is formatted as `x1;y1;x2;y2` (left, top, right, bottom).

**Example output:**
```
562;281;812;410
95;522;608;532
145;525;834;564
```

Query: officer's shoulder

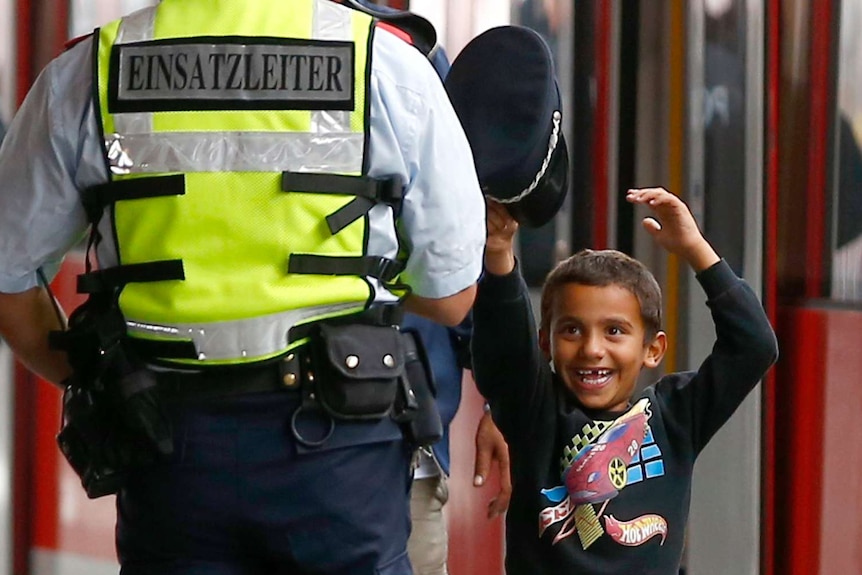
372;24;437;75
346;0;437;56
375;21;413;45
64;32;93;52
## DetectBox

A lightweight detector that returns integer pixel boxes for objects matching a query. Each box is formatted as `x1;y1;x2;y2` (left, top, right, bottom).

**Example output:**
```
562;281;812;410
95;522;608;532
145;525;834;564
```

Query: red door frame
591;0;611;250
760;0;781;573
772;0;845;572
12;0;35;567
12;0;70;571
804;0;833;298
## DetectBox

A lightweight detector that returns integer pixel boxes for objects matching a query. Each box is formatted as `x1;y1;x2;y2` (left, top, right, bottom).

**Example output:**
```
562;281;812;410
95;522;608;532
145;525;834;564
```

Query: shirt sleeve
655;259;779;455
471;262;551;441
0;38;108;293
367;29;486;299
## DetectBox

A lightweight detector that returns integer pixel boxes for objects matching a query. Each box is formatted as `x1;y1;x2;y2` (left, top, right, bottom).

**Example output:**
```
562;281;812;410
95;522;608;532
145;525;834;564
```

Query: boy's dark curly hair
539;249;663;341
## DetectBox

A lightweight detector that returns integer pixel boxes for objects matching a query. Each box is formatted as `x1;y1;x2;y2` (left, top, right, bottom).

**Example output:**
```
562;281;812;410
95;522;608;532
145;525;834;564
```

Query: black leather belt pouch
312;323;404;420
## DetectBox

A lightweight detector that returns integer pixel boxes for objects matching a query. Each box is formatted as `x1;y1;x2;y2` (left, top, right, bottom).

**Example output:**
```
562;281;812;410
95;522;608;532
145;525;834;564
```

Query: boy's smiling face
539;282;667;412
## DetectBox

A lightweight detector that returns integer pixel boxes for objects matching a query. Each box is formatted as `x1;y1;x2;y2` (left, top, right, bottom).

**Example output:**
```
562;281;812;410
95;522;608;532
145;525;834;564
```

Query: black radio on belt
56;382;130;499
396;329;443;448
50;295;174;499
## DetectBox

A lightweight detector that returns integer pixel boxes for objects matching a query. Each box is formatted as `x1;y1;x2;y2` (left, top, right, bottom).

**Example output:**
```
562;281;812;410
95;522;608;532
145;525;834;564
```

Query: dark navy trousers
116;389;414;575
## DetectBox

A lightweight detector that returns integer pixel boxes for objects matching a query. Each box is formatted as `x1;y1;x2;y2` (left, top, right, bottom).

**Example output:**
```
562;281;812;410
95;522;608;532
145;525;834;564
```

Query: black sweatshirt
472;260;778;575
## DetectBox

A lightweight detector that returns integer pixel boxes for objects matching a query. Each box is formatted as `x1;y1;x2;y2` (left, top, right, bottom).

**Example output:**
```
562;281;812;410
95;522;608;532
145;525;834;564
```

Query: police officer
0;0;485;573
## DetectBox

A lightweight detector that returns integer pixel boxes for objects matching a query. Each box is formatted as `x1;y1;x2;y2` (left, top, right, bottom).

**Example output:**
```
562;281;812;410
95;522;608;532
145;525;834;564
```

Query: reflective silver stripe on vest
126;301;362;361
109;0;360;174
107;131;364;174
312;0;353;135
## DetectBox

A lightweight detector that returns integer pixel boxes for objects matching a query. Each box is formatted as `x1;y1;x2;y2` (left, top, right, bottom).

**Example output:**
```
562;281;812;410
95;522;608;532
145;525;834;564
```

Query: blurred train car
0;1;860;574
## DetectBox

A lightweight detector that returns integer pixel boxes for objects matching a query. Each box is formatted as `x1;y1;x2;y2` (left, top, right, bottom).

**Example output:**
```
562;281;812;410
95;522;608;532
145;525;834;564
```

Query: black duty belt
155;348;308;401
150;306;403;402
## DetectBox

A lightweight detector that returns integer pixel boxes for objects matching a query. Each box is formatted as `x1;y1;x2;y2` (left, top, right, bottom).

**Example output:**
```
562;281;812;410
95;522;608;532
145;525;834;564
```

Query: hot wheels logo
603;514;668;547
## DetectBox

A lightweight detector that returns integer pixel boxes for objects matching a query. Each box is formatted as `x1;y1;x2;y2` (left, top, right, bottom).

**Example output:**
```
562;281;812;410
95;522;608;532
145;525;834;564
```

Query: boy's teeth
577;369;612;385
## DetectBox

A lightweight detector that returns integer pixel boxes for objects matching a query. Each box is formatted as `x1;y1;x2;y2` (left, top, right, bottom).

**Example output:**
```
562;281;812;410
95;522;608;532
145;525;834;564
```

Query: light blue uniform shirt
0;27;485;299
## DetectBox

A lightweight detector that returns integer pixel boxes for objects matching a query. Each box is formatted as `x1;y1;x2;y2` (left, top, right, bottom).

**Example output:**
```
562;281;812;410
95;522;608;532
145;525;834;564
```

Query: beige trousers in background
407;474;450;575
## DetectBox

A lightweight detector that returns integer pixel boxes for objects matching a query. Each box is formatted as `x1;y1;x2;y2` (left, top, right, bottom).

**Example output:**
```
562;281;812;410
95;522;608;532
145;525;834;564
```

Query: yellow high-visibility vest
88;0;403;365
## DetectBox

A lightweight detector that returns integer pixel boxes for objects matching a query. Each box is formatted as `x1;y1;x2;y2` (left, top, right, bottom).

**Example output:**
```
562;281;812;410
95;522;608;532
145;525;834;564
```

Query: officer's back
0;1;486;573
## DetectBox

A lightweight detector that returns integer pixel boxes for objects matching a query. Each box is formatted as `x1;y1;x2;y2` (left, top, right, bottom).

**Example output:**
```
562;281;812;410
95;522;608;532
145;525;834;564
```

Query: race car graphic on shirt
538;398;668;549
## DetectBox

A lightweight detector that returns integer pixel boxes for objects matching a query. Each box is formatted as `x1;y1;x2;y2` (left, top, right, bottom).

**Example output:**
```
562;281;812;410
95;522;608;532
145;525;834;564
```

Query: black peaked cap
445;25;569;228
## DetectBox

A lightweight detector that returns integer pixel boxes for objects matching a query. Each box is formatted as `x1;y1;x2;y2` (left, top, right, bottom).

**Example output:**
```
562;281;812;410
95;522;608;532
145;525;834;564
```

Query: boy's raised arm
628;186;778;454
484;200;518;276
626;187;720;272
472;199;546;439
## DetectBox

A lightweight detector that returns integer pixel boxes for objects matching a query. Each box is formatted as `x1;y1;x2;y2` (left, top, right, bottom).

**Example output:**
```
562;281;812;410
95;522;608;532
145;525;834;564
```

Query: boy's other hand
626;187;720;272
473;410;512;518
484;199;518;275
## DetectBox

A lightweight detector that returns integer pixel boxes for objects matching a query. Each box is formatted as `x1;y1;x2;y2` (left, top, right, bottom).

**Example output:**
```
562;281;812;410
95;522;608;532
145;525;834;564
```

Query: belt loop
300;342;318;409
279;350;302;390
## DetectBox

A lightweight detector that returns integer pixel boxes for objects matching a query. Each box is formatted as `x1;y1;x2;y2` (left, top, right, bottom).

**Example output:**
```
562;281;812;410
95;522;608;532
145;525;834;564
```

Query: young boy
473;187;778;574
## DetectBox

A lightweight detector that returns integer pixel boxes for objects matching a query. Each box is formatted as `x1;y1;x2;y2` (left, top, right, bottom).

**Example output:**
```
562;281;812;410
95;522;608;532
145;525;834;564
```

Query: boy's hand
484;199;518;275
626;187;720;272
473;410;512;519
